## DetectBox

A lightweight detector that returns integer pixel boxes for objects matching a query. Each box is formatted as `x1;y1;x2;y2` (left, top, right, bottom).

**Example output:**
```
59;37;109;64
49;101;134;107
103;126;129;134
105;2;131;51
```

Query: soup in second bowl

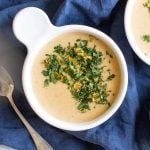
32;32;121;123
131;0;150;58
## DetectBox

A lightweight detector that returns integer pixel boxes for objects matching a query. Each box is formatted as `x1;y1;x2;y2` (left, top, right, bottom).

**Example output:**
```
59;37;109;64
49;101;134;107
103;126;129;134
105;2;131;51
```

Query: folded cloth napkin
0;0;149;150
0;145;17;150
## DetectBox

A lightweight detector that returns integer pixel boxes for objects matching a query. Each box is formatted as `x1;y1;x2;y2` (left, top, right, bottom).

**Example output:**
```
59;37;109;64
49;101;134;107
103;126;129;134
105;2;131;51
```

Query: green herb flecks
107;74;115;81
142;35;150;43
142;1;150;43
42;39;115;112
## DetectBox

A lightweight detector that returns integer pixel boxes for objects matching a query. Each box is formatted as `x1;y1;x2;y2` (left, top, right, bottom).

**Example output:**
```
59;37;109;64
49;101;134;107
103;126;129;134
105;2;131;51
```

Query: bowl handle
13;7;56;50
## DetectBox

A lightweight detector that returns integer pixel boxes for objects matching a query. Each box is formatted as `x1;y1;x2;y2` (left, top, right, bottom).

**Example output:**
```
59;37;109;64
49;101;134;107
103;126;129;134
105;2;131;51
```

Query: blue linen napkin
0;0;149;150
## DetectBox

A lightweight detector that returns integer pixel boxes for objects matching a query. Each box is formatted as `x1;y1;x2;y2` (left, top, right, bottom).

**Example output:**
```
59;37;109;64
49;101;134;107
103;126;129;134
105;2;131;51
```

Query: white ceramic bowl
13;7;128;131
125;0;150;65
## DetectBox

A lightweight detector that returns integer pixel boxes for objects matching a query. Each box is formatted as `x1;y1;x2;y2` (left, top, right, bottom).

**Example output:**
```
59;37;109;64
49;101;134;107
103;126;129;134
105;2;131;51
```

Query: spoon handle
8;95;53;150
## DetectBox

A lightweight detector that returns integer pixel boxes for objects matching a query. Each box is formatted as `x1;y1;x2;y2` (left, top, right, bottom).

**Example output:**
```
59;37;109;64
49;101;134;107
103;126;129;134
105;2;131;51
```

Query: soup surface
32;32;121;123
132;0;150;57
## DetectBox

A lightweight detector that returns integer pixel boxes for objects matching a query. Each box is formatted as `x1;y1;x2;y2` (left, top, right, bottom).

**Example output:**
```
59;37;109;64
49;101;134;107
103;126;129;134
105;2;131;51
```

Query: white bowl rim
23;25;128;131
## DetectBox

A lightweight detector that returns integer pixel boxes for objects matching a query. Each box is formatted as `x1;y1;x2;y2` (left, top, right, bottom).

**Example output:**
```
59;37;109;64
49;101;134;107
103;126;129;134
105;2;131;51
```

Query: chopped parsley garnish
142;1;150;43
42;39;115;112
142;35;150;43
107;74;115;81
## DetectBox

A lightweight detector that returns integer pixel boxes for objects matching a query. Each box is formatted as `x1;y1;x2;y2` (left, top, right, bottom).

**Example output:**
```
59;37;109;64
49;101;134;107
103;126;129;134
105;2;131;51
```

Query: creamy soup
132;0;150;57
32;32;121;123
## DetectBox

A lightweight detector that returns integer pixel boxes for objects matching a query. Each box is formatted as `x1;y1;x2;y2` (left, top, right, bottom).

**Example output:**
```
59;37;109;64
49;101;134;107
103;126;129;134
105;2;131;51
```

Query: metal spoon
0;66;53;150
